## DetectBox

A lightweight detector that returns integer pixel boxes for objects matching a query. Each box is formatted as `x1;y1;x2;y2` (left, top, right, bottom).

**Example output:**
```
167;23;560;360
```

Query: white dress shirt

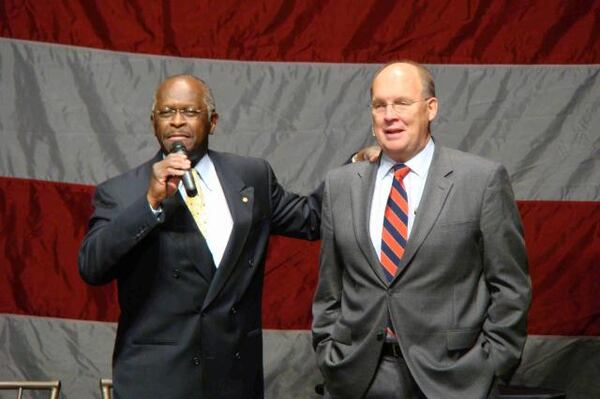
178;154;233;268
369;138;435;257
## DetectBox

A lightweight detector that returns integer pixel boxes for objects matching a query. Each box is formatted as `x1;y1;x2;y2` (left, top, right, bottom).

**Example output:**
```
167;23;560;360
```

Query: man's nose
383;104;398;120
170;110;186;125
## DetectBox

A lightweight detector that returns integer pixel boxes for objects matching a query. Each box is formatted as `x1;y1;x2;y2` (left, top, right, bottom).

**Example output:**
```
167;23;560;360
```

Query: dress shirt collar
193;153;217;192
377;137;435;180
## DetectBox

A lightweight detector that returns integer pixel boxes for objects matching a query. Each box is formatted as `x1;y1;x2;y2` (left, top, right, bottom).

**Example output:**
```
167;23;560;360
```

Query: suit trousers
323;352;425;399
324;352;499;399
363;352;426;399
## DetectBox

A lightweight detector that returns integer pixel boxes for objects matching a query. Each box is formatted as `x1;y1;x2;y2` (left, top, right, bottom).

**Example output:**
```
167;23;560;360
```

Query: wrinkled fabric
1;39;599;200
0;0;599;63
1;177;598;336
1;317;599;399
1;2;599;398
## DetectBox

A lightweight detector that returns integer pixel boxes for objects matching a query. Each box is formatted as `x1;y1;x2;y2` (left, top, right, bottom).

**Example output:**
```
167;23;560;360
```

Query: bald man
79;75;322;399
312;61;531;399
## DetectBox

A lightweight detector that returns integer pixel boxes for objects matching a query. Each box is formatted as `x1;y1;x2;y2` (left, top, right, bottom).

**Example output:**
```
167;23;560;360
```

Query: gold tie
183;169;207;236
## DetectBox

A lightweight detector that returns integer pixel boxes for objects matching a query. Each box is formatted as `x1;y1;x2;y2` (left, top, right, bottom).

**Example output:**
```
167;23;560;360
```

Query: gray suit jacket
79;150;321;399
312;145;531;399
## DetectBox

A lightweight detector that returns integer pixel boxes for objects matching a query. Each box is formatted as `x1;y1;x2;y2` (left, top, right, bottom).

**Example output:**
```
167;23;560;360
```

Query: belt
381;342;403;358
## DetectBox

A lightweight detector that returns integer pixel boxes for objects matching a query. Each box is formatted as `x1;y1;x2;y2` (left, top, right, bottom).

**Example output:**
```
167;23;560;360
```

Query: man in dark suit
312;61;531;399
78;74;322;398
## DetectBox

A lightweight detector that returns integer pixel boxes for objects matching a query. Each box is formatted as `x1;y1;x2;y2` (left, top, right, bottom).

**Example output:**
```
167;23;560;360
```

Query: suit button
376;330;385;341
248;259;254;267
230;306;237;315
192;356;200;366
172;269;180;279
234;351;241;360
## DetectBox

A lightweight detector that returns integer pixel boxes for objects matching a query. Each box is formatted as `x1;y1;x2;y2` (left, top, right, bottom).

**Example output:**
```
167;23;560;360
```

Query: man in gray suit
312;61;531;399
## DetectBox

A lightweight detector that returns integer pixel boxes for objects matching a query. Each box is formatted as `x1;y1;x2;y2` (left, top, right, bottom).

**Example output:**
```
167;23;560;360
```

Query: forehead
371;64;422;99
156;78;205;105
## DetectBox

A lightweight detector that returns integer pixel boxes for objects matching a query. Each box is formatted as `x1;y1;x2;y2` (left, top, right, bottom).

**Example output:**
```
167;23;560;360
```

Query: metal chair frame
0;381;61;399
99;379;112;399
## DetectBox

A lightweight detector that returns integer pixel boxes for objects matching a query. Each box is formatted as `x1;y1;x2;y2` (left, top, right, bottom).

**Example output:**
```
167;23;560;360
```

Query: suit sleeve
480;164;532;381
78;183;163;285
268;161;322;240
311;175;343;351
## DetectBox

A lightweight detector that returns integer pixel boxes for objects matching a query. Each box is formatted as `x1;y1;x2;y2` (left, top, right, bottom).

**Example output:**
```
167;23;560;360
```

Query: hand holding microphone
146;140;197;209
169;141;197;197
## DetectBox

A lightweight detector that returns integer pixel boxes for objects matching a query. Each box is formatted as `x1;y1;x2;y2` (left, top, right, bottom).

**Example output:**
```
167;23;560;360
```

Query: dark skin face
146;76;219;208
151;76;218;162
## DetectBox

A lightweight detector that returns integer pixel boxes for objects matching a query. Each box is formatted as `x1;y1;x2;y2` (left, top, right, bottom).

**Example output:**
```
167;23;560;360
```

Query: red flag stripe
1;0;599;63
1;177;599;336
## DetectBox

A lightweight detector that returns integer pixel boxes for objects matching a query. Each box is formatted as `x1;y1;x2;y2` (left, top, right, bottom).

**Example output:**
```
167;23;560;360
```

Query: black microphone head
170;141;186;154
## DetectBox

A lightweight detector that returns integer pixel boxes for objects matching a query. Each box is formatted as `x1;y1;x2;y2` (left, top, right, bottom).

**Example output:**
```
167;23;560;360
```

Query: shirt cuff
149;202;163;218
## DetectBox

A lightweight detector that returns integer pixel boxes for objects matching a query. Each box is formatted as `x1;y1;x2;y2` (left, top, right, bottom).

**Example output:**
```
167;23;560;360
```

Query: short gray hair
152;74;216;119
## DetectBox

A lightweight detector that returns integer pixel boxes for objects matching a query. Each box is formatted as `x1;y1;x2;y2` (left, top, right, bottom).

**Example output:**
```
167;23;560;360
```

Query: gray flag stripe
0;38;599;201
0;314;598;399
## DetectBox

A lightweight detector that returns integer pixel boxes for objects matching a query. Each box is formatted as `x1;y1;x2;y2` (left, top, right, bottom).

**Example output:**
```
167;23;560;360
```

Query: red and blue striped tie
381;164;410;282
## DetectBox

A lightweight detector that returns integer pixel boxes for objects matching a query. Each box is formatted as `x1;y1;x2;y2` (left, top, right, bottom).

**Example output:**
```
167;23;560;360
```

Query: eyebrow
372;96;412;103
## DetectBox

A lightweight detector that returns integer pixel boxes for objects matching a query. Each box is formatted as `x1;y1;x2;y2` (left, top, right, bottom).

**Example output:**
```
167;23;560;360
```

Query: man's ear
427;97;438;122
209;113;219;134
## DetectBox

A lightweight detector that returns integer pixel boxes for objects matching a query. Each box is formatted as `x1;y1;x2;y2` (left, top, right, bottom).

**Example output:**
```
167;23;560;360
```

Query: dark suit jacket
79;150;321;399
312;145;531;399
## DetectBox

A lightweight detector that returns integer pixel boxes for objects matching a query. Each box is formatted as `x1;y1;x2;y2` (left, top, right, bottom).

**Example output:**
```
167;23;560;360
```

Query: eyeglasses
155;106;204;119
371;98;431;115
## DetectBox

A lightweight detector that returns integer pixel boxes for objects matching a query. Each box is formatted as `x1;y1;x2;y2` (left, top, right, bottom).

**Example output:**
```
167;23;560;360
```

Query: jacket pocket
446;329;479;351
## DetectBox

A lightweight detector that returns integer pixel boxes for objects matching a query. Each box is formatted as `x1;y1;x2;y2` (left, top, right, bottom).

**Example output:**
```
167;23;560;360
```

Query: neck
161;142;208;167
188;144;208;165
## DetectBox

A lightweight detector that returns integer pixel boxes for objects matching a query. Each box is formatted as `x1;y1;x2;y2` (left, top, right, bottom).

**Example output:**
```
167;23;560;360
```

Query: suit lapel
202;151;253;310
350;160;390;286
393;146;453;281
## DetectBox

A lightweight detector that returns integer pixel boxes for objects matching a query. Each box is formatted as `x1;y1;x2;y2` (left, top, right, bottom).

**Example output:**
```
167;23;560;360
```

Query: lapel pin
241;196;249;203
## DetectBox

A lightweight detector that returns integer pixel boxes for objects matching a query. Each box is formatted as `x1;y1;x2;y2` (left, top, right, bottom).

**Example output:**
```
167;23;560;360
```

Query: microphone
169;141;198;197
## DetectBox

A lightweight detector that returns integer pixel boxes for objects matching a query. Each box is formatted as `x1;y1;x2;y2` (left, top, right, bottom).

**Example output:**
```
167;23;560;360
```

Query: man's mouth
166;132;190;139
384;128;405;136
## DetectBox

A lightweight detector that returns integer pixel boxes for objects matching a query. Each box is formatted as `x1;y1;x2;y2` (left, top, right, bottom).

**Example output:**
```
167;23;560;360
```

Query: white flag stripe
2;315;598;399
1;38;598;201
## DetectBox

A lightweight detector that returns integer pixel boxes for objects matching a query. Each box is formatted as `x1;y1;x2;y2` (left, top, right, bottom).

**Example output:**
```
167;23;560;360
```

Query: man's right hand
146;153;191;209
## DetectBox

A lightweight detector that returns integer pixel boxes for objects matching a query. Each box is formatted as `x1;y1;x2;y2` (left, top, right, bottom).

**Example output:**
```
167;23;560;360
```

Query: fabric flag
1;1;599;398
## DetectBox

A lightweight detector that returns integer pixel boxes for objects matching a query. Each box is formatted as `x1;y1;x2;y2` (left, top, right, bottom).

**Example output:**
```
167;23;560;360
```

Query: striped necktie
183;169;207;236
380;164;410;282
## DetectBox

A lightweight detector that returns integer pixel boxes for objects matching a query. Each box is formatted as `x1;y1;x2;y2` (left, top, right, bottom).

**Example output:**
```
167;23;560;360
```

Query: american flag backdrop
1;1;599;398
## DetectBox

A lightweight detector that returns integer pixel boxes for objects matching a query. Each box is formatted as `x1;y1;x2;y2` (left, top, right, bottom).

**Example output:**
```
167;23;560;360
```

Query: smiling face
371;63;438;163
152;76;218;161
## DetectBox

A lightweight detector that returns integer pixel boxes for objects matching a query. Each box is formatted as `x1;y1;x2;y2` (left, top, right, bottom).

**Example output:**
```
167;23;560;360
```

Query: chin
382;142;409;154
382;146;411;162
